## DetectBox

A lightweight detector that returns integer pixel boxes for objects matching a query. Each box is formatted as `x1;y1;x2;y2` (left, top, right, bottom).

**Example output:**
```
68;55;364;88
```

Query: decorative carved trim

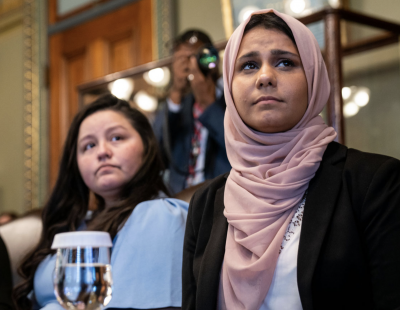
23;0;43;210
154;0;175;59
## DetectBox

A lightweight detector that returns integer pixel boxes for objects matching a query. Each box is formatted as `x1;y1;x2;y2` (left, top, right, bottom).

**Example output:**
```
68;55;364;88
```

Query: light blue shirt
34;198;188;310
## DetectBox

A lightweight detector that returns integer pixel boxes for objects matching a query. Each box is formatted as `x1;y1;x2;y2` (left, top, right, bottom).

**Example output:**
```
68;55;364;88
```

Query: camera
196;44;219;77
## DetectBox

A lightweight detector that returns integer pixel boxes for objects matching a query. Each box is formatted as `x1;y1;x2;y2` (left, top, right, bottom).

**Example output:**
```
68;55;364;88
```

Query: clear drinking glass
52;232;113;310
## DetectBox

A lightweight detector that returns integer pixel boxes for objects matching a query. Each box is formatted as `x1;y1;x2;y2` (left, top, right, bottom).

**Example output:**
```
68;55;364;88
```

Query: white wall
176;0;226;43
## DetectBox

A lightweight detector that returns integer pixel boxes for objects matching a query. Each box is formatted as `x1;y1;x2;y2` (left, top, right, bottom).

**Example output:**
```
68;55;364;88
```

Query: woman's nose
256;65;276;88
97;142;112;161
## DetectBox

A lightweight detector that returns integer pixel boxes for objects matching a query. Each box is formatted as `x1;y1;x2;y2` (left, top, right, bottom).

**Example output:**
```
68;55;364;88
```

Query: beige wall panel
176;0;226;43
350;0;400;23
0;22;24;214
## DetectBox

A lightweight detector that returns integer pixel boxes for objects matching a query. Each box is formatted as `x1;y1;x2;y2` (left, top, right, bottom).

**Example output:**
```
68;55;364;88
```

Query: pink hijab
221;9;337;309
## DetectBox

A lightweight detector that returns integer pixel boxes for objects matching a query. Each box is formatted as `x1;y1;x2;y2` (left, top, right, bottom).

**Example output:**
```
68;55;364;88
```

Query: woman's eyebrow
270;49;299;57
237;49;299;61
78;134;94;145
78;125;126;144
237;51;259;61
105;125;126;134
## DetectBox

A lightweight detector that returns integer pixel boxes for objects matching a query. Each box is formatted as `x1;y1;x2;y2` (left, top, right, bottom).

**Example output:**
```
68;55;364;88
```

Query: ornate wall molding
153;0;176;59
23;0;47;210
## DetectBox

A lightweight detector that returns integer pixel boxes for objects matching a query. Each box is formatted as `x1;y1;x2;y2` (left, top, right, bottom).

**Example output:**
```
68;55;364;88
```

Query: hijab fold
221;9;337;310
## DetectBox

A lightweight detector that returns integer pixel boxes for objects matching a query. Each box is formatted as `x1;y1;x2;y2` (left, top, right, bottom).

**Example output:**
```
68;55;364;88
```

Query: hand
188;56;216;110
170;47;192;104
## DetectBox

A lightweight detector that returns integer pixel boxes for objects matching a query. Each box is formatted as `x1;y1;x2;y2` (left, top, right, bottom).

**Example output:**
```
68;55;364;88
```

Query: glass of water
52;231;113;310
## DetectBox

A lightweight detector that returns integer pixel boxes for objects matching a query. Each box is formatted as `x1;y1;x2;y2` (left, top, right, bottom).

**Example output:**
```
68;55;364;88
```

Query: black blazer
182;142;400;310
0;235;14;310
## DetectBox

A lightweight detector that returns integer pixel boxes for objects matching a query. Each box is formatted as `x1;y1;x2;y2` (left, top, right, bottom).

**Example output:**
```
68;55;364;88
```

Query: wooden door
48;0;153;186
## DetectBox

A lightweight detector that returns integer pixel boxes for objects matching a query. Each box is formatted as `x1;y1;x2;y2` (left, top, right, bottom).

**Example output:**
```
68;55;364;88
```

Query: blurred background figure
0;212;18;226
153;30;231;194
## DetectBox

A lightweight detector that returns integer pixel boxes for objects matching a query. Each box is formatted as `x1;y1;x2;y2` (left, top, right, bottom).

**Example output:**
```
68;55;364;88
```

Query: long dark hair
13;94;169;310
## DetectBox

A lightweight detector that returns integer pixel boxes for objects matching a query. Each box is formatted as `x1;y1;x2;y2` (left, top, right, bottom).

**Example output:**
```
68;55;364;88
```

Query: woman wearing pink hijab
182;9;400;310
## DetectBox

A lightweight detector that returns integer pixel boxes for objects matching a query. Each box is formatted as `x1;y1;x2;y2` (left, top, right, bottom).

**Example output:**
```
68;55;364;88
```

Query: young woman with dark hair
14;94;187;310
182;10;400;310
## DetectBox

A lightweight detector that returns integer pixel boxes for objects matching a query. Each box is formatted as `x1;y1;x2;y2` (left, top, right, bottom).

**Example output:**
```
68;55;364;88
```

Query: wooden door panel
110;32;136;72
49;33;63;178
88;38;109;79
49;0;153;186
66;52;86;122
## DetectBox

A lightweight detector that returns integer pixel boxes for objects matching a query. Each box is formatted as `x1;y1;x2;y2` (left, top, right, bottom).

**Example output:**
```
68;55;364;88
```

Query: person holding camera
153;30;231;194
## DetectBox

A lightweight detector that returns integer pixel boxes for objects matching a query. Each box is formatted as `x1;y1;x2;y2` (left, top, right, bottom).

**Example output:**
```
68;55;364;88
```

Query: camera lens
196;45;219;77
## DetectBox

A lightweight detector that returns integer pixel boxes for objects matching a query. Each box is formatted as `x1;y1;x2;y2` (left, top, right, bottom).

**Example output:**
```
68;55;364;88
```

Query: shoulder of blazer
189;173;229;234
321;141;400;217
345;147;396;173
343;146;400;215
319;141;396;176
186;173;229;309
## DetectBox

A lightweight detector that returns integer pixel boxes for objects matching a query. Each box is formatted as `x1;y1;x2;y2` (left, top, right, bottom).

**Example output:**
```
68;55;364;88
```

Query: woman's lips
96;165;118;174
254;96;283;105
